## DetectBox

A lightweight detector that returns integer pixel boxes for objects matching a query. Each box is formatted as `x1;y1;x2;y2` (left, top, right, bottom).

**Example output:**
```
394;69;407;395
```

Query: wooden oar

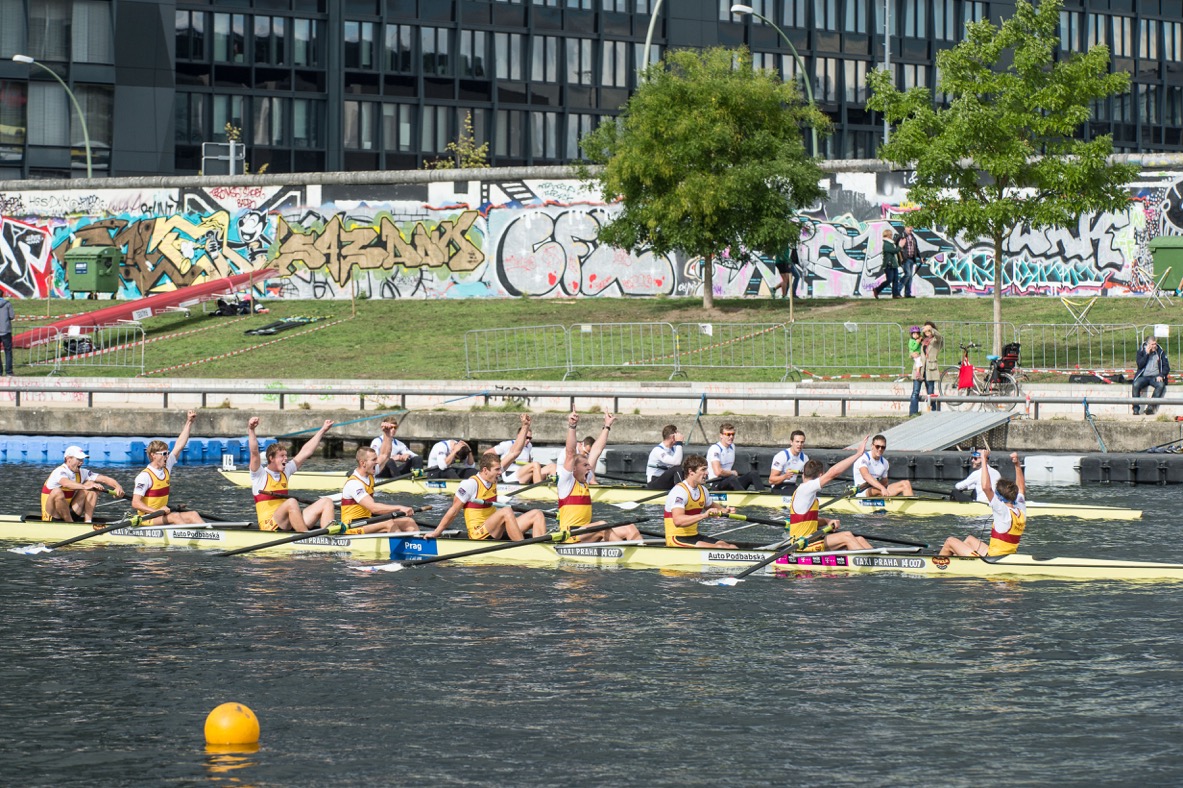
354;516;653;574
711;525;836;586
217;506;430;557
9;507;169;555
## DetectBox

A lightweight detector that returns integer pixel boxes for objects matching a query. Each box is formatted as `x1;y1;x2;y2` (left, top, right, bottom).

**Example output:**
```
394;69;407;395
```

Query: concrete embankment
2;407;1178;454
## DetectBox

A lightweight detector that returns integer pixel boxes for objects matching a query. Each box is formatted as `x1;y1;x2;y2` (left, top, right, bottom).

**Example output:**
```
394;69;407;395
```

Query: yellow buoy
204;702;260;745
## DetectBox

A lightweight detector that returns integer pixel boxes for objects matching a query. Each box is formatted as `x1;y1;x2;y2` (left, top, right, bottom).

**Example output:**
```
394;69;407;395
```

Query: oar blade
352;562;406;573
609;500;642;511
711;576;743;587
8;543;52;556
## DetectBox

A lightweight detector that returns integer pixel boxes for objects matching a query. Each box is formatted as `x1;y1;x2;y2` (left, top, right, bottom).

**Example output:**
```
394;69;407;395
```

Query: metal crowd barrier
565;322;682;380
675;322;788;377
786;321;907;379
463;324;570;379
1018;323;1140;374
52;323;147;376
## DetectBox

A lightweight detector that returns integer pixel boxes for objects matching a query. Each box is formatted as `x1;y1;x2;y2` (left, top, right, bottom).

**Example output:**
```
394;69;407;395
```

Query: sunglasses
872;443;887;450
722;432;736;437
971;453;981;459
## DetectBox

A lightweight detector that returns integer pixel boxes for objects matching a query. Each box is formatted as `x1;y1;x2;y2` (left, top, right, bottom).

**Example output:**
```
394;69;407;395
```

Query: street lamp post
641;0;666;81
729;4;818;155
13;54;93;178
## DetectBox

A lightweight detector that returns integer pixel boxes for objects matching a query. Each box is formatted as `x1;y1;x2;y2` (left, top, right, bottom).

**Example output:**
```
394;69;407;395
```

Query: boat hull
215;470;1142;520
2;519;1178;581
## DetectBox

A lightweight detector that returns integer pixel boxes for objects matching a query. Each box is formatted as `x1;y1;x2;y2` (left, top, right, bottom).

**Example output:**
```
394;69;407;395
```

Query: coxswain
769;430;809;493
950;449;1000;503
40;445;125;524
247;416;335;532
370;418;422;478
130;410;203;526
557;412;641;543
341;421;420;534
940;450;1027;557
787;437;873;552
427;418;546;541
663;455;737;548
645;425;685;490
852;435;914;497
707;423;762;491
426;438;477;479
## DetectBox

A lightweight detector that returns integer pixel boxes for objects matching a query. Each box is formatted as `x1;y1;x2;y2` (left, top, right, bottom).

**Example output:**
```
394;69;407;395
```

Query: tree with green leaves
580;47;827;308
866;0;1137;353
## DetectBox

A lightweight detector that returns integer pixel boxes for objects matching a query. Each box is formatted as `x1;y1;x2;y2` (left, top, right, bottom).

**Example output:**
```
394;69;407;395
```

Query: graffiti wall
0;167;1177;301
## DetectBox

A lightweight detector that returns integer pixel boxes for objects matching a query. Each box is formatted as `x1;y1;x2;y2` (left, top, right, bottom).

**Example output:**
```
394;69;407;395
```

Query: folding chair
1061;295;1100;338
1144;266;1173;310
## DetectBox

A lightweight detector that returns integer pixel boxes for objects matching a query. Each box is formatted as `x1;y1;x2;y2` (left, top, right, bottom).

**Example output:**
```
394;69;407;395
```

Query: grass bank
8;295;1164;381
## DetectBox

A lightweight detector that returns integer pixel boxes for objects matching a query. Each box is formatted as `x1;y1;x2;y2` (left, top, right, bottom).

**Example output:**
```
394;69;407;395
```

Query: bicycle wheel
984;372;1019;412
938;366;971;411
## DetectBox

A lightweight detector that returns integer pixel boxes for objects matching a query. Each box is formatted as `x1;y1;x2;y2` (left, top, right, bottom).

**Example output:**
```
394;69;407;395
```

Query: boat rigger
214;470;1142;520
2;519;1177;582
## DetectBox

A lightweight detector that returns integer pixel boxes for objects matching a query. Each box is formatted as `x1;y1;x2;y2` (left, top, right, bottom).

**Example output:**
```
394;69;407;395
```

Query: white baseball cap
64;446;88;459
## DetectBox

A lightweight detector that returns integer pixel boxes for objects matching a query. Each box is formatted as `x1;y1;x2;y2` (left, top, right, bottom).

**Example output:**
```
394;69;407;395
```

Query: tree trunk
992;232;1004;356
702;253;715;309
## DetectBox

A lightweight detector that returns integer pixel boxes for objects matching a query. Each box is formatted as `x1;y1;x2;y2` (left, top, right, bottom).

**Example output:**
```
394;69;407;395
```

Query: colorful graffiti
0;169;1176;300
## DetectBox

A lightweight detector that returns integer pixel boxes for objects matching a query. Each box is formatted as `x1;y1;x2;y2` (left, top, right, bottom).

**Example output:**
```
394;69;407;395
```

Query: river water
1;461;1180;786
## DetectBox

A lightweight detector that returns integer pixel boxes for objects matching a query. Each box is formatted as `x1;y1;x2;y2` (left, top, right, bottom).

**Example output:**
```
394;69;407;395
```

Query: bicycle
938;343;1022;412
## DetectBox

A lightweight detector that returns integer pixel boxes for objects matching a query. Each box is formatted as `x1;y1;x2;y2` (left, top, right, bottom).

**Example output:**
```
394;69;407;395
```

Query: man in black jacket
1132;336;1171;415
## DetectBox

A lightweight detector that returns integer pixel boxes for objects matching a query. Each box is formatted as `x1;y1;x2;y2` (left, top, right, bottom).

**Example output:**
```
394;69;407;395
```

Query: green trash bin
1147;236;1183;282
63;247;123;295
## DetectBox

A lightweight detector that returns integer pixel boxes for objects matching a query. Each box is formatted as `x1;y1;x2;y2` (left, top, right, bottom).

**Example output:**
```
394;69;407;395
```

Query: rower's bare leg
302;497;335;529
518;509;547;538
77;490;97;522
611;523;642;541
538;463;557;479
825;532;873;551
940;535;986;557
516;463;543;484
576;520;608;543
885;481;914;497
44;489;71;521
356;516;418;534
272;498;304;531
486;508;520;540
164;510;205;525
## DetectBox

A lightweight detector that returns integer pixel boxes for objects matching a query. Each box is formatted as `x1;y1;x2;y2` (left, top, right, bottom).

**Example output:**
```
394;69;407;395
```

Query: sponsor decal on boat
392;538;438;559
708;550;766;562
784;554;850;567
712;494;730;502
858;499;887;508
851;555;928;569
425;481;448;489
299;536;352;547
555;546;624;558
168;530;223;541
932;556;950;571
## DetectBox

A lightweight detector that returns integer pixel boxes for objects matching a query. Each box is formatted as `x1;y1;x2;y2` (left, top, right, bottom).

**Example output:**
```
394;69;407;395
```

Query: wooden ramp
860;411;1013;451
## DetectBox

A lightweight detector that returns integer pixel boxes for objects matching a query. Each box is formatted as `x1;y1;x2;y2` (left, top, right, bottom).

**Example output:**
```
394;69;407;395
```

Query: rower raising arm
787;437;872;553
131;410;203;526
559;411;640;544
940;450;1028;558
247;416;336;532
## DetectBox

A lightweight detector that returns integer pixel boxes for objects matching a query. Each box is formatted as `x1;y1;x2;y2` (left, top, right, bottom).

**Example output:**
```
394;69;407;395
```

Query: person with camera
1132;336;1171;416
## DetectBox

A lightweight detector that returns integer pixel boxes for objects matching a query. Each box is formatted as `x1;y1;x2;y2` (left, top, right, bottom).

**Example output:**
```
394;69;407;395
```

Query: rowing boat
214;469;1143;520
2;518;1178;581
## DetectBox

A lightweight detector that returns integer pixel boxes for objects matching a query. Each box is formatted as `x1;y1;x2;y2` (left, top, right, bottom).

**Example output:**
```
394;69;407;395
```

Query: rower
426;438;477;479
769;430;808;493
370;419;422;478
663;454;738;548
342;421;420;534
852;434;914;497
492;414;555;485
707;423;762;491
645;424;684;490
248;416;336;532
558;412;641;543
940;449;1027;557
130;410;204;526
950;449;1000;503
787;437;873;552
427;418;546;541
40;445;125;524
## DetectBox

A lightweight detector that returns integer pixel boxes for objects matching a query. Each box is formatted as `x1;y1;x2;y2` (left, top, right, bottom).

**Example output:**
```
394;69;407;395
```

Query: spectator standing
910;322;943;415
0;293;13;376
897;226;921;298
1132;336;1170;415
873;229;900;299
